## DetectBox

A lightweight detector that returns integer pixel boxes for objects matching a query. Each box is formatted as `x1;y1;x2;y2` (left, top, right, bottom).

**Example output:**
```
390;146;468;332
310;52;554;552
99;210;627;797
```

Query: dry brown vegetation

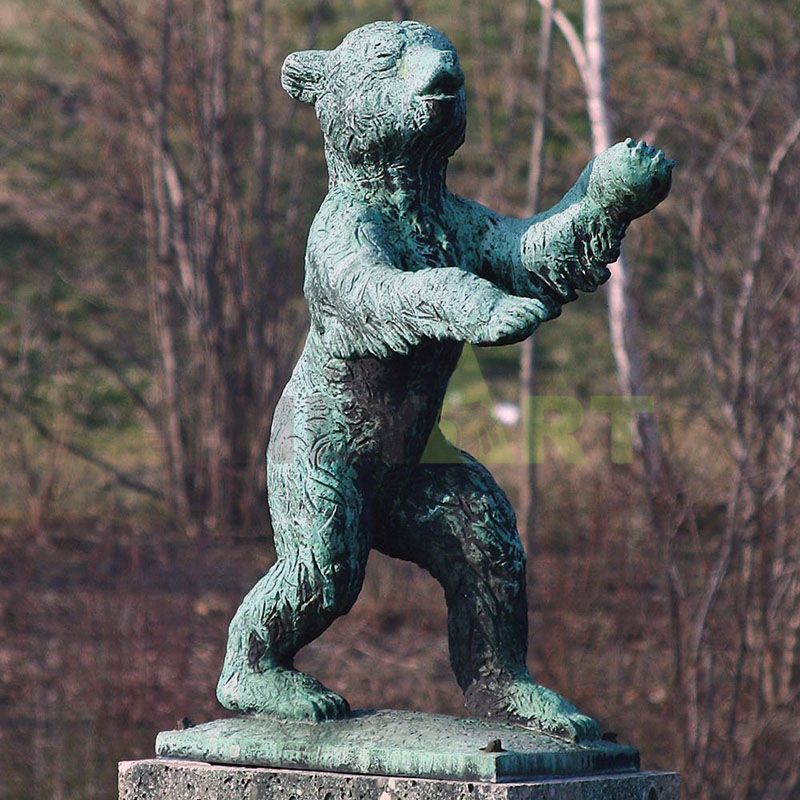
0;506;674;800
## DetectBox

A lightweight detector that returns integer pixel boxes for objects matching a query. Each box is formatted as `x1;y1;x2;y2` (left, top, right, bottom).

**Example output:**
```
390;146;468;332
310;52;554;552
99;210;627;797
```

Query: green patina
215;20;673;744
156;711;639;783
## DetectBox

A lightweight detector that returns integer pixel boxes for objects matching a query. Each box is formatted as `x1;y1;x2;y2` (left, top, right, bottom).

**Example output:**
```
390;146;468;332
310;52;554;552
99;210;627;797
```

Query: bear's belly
268;338;463;489
342;340;462;470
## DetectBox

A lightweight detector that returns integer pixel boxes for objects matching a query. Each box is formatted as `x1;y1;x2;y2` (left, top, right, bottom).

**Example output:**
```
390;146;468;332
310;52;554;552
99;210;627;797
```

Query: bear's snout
409;47;464;100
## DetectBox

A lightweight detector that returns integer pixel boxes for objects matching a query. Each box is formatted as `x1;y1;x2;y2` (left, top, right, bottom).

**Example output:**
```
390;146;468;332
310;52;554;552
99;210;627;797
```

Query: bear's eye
371;43;398;71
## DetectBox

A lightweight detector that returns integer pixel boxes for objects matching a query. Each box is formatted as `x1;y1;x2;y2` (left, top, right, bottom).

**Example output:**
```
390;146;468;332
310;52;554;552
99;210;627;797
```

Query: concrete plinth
119;759;680;799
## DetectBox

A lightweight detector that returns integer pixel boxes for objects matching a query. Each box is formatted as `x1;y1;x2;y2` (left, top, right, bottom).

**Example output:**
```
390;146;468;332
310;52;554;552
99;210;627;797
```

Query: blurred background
1;0;799;798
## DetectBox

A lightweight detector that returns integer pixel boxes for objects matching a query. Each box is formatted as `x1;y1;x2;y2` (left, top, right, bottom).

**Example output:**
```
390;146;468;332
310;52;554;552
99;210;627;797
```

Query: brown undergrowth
0;503;676;800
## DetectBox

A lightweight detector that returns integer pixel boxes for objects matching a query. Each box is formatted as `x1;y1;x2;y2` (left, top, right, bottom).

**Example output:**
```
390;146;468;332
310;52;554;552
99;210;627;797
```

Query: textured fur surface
217;20;673;741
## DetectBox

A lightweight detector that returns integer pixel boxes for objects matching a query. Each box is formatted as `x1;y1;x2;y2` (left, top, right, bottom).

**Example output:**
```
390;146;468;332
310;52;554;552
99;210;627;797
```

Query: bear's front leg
314;237;558;356
470;139;674;312
517;139;675;304
307;193;560;357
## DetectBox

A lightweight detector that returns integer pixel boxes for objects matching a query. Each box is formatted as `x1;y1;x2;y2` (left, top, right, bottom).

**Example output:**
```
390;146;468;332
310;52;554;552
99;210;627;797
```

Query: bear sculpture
217;20;674;742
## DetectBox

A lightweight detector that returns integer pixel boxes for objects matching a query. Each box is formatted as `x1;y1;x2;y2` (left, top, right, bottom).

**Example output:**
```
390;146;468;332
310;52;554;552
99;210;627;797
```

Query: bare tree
542;0;665;485
675;9;800;794
545;2;800;797
76;0;307;530
518;0;554;553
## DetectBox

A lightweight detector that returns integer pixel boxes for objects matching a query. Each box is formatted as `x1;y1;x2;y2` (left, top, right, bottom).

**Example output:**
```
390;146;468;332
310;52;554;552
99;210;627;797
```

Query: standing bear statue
217;20;673;742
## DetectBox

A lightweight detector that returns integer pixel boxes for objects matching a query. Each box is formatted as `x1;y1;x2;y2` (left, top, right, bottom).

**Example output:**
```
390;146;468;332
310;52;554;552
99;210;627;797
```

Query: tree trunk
518;0;553;556
582;0;663;484
391;0;413;21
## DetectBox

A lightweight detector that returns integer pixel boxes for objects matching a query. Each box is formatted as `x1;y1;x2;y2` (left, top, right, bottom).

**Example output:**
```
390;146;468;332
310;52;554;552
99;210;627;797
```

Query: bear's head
281;21;467;191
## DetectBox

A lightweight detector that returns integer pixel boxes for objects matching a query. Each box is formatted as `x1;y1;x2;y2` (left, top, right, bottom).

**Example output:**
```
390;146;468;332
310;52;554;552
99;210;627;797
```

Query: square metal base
156;710;639;783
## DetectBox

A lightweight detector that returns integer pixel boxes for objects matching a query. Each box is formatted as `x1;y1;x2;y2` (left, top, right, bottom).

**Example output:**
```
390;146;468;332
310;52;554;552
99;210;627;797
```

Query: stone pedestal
125;710;679;799
119;759;680;799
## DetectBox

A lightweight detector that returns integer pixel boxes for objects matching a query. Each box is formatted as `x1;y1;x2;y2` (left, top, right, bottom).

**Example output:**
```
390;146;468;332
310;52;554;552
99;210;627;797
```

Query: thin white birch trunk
519;0;554;553
578;0;663;481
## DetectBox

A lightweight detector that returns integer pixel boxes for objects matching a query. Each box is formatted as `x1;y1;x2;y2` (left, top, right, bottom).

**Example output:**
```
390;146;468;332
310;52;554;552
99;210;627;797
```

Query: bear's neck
327;150;448;215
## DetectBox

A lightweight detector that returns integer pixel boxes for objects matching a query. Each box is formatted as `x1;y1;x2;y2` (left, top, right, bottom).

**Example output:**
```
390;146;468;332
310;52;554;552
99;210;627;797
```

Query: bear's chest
386;211;470;274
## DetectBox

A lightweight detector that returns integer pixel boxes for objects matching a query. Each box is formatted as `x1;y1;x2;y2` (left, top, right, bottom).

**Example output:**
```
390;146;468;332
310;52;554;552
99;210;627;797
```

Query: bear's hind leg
217;467;368;721
376;450;600;741
216;547;356;721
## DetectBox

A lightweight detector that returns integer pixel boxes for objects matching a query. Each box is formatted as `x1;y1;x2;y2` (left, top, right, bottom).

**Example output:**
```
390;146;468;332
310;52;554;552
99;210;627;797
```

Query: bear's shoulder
307;187;490;281
308;187;385;260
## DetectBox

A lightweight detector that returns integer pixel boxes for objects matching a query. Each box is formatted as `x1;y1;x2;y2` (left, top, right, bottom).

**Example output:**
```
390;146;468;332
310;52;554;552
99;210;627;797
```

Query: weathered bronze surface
156;710;638;782
214;20;673;743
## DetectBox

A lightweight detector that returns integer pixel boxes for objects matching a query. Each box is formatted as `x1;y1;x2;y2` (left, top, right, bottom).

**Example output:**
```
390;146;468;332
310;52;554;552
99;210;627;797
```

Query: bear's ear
281;49;328;105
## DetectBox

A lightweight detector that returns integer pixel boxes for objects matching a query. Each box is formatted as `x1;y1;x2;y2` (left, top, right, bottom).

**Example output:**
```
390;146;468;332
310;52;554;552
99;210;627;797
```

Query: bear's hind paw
465;675;601;742
217;665;350;722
